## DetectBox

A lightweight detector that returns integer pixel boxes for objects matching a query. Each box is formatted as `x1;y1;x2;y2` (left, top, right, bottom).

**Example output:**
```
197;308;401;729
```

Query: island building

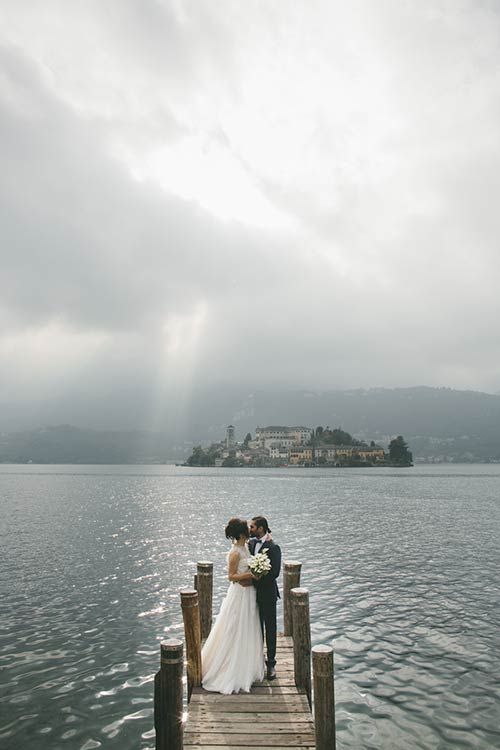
255;426;313;450
314;444;386;463
289;446;314;465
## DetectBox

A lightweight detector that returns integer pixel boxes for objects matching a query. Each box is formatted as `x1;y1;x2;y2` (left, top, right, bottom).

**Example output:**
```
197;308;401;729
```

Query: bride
201;518;265;693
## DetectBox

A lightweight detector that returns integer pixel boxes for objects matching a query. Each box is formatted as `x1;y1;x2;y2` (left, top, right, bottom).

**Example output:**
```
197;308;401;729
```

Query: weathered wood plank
184;735;315;746
252;677;297;686
191;690;308;701
250;683;306;695
192;685;303;696
185;723;314;733
184;747;316;750
188;703;308;714
187;711;313;723
189;699;310;710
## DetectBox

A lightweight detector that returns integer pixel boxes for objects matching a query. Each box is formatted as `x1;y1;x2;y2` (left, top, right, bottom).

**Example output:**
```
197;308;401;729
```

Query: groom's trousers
258;600;277;668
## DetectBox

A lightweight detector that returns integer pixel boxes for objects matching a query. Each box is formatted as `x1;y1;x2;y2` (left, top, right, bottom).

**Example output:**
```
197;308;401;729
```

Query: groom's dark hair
252;516;270;534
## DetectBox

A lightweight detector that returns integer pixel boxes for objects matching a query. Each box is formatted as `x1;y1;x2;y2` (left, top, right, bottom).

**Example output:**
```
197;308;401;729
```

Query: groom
248;515;281;680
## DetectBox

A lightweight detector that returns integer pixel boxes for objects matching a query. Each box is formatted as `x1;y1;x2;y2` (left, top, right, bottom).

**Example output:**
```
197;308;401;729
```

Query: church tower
226;425;235;449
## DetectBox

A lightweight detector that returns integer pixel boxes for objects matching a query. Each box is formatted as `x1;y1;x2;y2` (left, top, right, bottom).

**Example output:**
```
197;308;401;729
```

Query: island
184;425;413;468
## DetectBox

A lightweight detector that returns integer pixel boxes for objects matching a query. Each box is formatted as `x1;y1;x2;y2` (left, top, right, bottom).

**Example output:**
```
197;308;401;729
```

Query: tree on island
389;436;413;466
311;426;359;446
186;445;219;466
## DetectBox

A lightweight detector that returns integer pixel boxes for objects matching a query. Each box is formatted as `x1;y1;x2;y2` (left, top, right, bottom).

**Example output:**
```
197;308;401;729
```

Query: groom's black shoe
266;667;276;680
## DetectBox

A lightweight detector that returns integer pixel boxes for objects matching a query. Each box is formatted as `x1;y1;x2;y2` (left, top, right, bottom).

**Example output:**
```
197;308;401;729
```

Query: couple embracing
201;516;281;694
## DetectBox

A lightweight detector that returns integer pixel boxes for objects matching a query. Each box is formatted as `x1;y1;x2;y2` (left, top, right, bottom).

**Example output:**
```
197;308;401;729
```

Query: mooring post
196;561;213;640
180;589;202;699
283;561;302;636
291;587;312;707
312;644;336;749
154;639;183;750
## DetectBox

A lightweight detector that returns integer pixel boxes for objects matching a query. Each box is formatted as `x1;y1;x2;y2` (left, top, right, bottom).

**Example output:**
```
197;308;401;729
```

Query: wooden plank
187;711;313;723
192;686;302;697
188;703;308;713
186;725;314;735
191;691;308;702
193;673;297;694
252;678;297;686
191;682;299;697
189;693;309;711
185;723;313;733
184;735;315;746
250;686;306;695
184;747;316;750
190;697;309;710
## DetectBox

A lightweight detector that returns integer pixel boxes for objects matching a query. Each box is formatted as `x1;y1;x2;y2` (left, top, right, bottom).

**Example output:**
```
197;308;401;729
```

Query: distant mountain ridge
1;387;500;462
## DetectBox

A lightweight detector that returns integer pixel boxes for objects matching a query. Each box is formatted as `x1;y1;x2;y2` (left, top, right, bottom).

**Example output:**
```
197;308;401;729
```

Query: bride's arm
227;549;253;584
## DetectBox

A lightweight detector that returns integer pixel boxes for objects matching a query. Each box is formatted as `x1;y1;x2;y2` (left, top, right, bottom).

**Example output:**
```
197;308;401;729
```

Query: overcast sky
1;1;500;429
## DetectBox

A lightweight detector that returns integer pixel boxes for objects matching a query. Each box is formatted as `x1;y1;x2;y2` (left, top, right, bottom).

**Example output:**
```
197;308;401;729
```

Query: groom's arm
268;544;281;580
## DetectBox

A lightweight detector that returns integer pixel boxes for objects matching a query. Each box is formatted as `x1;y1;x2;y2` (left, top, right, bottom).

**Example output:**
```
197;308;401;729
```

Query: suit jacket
249;537;281;602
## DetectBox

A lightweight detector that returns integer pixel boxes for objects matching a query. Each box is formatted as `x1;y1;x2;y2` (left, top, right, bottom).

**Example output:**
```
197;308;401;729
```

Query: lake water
1;464;499;749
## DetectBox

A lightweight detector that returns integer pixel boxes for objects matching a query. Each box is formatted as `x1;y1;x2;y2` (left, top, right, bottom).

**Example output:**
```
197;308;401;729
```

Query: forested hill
230;386;500;439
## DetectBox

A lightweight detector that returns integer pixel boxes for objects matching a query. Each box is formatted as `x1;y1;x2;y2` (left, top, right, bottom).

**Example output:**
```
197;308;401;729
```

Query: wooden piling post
196;561;213;640
180;589;202;699
154;639;183;750
283;561;302;636
312;644;336;750
291;587;312;707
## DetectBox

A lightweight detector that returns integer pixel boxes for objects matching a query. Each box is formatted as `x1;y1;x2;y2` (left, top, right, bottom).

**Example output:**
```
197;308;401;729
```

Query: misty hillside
1;387;500;462
195;385;500;440
0;426;183;464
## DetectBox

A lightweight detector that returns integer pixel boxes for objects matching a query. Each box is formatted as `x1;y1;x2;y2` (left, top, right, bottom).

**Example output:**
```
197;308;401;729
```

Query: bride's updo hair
225;518;249;542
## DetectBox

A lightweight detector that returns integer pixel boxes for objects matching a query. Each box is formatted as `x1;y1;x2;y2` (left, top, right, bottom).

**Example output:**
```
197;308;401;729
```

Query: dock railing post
283;561;302;636
180;589;202;699
312;644;336;750
196;561;213;641
291;587;312;707
154;639;183;750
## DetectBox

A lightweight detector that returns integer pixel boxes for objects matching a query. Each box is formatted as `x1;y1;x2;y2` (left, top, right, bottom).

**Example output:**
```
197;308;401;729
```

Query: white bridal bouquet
248;550;272;579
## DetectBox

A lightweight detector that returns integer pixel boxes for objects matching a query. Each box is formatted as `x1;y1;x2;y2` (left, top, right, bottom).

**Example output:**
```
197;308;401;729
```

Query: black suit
249;537;281;668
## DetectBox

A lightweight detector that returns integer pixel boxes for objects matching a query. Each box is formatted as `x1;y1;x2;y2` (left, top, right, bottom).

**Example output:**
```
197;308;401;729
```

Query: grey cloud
0;44;300;336
2;2;500;431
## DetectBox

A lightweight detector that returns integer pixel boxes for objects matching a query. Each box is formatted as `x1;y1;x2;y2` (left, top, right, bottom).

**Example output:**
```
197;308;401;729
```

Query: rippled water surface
1;464;500;749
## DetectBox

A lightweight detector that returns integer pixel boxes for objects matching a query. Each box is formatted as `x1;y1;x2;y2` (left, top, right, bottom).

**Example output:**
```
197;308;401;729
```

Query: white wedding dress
201;545;265;694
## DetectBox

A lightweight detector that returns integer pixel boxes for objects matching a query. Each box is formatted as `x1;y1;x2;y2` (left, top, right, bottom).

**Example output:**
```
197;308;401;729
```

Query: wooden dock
184;634;316;749
154;562;336;750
